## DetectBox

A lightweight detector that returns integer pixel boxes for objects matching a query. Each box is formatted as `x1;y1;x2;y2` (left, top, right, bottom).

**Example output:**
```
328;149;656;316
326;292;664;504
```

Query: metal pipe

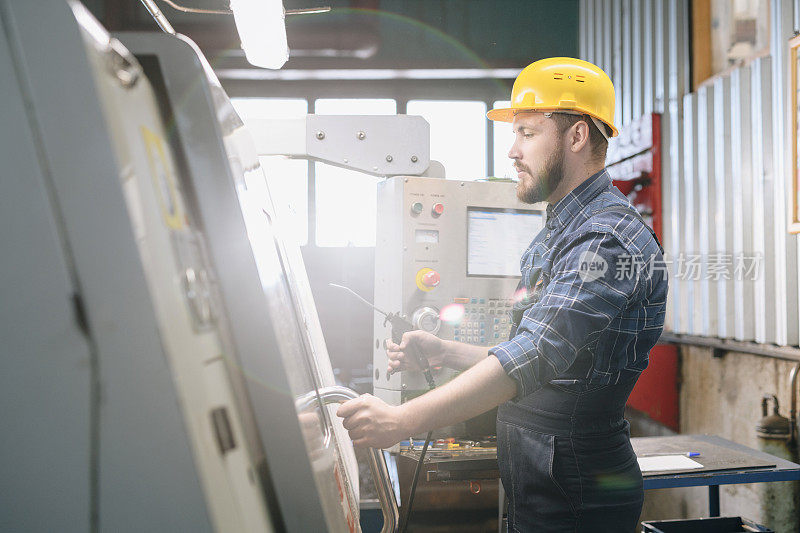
297;386;399;533
660;332;800;362
139;0;176;34
286;7;332;16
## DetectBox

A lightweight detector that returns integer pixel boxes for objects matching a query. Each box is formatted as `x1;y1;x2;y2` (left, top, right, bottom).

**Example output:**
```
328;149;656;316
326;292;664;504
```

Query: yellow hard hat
487;57;618;138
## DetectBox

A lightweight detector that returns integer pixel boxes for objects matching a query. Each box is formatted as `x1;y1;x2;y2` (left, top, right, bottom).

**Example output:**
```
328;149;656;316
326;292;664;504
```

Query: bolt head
316;131;325;140
411;155;419;163
386;155;393;162
357;131;366;140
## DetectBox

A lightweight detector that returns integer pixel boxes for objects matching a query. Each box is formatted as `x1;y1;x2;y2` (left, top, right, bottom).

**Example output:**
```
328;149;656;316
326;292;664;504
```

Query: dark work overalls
497;203;664;532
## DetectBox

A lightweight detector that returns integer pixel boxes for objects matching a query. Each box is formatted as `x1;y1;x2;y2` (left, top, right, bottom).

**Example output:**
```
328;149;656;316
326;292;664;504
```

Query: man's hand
336;394;410;449
386;330;445;373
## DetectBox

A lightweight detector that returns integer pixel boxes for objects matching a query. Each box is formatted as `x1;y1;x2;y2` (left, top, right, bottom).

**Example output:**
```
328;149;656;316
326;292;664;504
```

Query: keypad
452;297;513;346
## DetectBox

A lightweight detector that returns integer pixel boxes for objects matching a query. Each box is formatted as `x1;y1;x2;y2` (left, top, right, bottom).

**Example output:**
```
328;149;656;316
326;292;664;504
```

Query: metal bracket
248;114;431;177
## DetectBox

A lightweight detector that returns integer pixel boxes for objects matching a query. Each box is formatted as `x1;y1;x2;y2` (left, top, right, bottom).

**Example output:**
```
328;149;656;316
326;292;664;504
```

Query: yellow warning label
140;126;184;230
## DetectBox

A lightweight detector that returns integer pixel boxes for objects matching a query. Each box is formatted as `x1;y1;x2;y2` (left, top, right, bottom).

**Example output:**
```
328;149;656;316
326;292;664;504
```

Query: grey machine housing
1;2;385;531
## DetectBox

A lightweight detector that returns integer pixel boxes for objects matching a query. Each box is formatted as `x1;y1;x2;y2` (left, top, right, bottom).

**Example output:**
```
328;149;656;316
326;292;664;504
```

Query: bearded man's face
508;113;566;204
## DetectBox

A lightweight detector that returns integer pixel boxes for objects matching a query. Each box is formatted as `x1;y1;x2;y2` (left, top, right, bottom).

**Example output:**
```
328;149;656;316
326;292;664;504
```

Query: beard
515;144;565;204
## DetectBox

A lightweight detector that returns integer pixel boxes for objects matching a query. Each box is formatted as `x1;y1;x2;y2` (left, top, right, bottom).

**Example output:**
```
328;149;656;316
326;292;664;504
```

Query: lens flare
439;303;465;325
512;288;529;303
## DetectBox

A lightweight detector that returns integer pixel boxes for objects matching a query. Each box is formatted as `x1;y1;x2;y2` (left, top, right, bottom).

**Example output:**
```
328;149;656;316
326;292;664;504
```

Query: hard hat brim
486;106;619;137
486;107;515;123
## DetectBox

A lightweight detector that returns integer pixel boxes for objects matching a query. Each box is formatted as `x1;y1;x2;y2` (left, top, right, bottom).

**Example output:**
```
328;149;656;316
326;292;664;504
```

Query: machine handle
297;386;400;533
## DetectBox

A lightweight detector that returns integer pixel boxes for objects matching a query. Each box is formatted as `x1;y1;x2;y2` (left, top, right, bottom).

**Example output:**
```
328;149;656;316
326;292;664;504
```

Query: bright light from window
314;98;397;115
314;99;397;246
232;97;307;119
492;100;515;180
406;100;487;180
231;97;309;245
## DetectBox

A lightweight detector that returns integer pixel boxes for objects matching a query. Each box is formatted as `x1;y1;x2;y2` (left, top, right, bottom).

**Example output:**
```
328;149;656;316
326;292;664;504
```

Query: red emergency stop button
422;270;440;288
415;268;440;292
432;203;444;217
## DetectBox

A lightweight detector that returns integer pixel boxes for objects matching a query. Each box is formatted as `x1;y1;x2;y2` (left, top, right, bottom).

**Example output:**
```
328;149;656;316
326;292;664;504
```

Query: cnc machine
0;2;395;531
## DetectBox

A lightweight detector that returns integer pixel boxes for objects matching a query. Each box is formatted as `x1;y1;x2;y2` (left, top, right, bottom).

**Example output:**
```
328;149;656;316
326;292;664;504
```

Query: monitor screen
467;208;544;277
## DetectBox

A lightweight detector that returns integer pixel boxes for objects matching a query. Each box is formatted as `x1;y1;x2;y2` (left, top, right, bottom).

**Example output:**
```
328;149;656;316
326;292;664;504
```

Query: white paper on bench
637;455;704;472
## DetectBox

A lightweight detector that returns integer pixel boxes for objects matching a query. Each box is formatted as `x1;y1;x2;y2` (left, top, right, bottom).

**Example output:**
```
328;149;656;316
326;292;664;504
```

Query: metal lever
296;386;399;533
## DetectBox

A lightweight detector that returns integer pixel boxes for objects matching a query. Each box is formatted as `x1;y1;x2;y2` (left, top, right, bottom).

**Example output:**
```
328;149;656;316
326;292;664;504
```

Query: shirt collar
546;168;611;229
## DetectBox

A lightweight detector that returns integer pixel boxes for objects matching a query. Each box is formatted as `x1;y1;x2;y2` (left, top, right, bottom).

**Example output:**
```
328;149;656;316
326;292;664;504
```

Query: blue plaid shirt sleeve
489;230;641;399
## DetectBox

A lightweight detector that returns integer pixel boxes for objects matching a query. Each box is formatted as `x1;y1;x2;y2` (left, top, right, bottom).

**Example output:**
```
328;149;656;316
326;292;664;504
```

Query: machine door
114;31;363;532
71;6;277;532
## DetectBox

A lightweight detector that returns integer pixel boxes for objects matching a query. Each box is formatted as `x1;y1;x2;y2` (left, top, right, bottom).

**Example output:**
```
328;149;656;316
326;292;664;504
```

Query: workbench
633;434;800;516
394;434;800;531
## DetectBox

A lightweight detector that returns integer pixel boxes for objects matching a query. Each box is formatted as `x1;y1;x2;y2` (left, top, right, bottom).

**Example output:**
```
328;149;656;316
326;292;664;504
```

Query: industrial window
314;98;397;247
230;97;309;245
406;100;487;181
492;100;515;181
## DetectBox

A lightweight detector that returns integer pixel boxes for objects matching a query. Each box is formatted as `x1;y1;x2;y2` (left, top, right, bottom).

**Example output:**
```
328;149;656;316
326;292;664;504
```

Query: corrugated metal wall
579;0;799;345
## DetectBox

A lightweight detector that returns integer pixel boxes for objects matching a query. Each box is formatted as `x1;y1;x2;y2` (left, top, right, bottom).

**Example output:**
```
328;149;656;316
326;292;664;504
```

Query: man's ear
569;120;591;154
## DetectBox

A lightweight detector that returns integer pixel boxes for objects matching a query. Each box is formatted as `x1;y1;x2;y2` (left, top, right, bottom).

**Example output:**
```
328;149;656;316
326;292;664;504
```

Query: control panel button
431;203;445;217
411;201;424;215
422;270;440;288
412;306;441;334
415;267;440;292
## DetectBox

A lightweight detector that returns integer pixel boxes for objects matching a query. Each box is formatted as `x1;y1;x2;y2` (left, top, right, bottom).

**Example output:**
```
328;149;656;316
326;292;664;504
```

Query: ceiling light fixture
229;0;289;69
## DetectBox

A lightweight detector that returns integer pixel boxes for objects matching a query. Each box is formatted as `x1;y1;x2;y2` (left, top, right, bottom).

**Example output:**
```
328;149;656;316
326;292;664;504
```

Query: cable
399;361;436;533
158;0;230;14
400;430;432;533
330;281;435;532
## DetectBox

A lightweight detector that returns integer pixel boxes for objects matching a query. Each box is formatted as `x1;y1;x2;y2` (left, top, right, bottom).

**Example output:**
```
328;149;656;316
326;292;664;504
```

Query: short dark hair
550;113;609;162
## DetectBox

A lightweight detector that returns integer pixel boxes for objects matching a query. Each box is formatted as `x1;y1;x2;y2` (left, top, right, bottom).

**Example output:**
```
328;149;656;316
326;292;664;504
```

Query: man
337;57;667;532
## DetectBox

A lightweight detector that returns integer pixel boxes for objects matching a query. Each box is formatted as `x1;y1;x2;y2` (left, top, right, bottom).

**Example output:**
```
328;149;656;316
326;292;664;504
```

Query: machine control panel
452;297;513;345
374;177;545;405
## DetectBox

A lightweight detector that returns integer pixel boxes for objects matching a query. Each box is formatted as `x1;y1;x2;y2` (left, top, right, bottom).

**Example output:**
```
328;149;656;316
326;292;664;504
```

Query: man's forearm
441;340;492;371
400;355;517;435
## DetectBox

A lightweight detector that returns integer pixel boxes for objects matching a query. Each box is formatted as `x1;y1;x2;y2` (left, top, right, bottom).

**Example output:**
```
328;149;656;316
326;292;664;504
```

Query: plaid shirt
489;169;667;399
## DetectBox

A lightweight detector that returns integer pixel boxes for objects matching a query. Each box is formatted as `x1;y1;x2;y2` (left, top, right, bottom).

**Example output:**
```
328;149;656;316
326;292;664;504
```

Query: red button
432;203;444;216
422;270;440;288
